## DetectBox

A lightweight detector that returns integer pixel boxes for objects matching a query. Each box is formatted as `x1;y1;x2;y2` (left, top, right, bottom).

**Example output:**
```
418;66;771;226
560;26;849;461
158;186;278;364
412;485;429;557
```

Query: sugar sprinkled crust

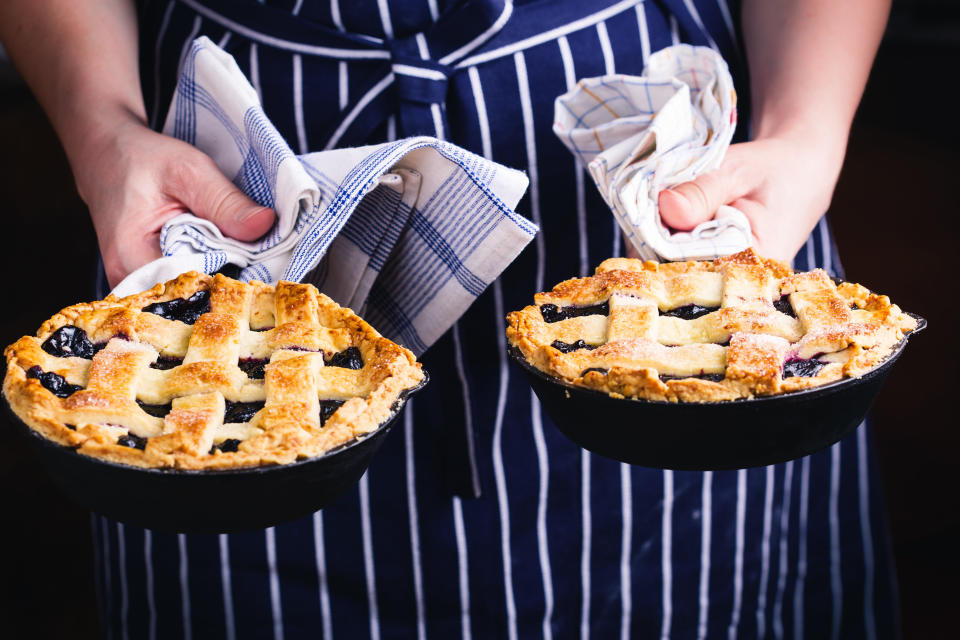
3;272;424;469
506;248;917;402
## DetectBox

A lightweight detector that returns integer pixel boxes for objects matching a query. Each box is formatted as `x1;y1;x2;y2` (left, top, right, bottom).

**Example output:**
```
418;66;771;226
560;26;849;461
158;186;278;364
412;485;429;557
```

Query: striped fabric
94;0;897;637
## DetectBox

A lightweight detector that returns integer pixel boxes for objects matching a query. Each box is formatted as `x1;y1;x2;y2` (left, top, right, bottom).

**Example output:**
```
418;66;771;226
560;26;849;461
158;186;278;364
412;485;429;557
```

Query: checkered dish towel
113;37;534;355
553;44;750;262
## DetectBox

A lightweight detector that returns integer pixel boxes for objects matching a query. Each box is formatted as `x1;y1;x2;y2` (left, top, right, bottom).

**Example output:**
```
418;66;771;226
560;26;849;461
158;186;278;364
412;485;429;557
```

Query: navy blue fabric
96;1;903;638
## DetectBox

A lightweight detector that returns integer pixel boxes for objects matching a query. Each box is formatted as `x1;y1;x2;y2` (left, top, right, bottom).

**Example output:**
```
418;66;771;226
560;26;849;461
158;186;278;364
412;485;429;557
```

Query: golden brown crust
4;271;424;469
507;248;918;403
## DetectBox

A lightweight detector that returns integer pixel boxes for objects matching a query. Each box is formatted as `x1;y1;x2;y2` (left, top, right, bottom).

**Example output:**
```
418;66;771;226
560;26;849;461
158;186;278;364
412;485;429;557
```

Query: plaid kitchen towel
553;44;750;262
113;37;534;355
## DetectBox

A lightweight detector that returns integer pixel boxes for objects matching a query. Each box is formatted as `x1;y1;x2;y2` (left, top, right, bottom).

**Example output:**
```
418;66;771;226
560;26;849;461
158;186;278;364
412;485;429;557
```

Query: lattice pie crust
4;272;424;469
506;249;917;402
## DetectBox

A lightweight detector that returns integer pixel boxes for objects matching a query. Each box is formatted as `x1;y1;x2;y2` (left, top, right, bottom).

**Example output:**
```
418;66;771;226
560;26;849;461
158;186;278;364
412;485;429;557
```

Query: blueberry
27;366;83;398
238;358;268;379
136;400;172;418
782;358;826;378
116;434;147;450
210;439;241;454
319;400;344;425
150;356;183;370
224;400;264;423
774;296;796;317
551;340;593;353
660;304;717;320
326;347;364;370
41;326;102;359
540;302;610;323
142;290;210;324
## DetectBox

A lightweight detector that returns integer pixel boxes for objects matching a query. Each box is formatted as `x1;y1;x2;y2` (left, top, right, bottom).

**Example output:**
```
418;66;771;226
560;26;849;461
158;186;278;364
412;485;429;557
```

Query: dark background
1;1;957;637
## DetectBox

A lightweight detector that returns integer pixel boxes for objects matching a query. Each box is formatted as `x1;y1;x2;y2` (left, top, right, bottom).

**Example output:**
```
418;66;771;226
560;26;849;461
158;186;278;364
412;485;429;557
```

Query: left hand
632;134;842;262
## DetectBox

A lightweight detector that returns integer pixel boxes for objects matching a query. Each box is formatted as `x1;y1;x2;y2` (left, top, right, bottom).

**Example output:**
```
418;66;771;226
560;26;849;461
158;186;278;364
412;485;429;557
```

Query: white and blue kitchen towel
114;37;534;354
553;44;750;262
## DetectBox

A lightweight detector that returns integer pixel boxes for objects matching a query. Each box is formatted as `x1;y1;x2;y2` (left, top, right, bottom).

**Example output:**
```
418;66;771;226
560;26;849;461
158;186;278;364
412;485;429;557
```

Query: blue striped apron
94;1;899;637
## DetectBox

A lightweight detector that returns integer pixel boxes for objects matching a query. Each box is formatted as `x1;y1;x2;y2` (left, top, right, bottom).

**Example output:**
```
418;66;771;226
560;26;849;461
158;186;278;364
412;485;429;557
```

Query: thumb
171;157;275;241
658;168;737;231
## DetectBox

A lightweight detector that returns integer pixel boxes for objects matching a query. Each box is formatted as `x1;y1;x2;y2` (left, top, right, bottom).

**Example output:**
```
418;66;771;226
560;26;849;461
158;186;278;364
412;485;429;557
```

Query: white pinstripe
557;34;593;640
515;49;555;640
330;0;344;31
794;456;811;639
660;470;674;640
636;2;651;63
291;0;304;16
452;496;473;640
218;31;232;48
456;0;638;68
312;512;334;640
829;443;843;640
680;0;720;52
324;73;395;150
670;16;680;45
773;461;795;640
440;0;514;66
757;465;775;639
265;527;285;640
619;463;633;640
579;449;592;640
697;471;713;640
178;533;192;640
117;522;129;640
102;517;113;640
339;61;349;111
596;22;616;76
727;468;747;640
293;54;309;154
145;530;157;640
359;473;382;640
427;0;440;22
177;16;204;96
218;534;236;640
150;1;176;130
857;424;877;640
713;0;740;54
404;401;428;640
181;0;389;59
250;43;262;102
376;0;394;38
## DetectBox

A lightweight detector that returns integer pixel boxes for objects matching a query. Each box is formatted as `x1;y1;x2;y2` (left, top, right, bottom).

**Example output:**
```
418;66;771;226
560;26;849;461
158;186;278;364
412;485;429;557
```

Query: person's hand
73;117;275;287
632;134;841;263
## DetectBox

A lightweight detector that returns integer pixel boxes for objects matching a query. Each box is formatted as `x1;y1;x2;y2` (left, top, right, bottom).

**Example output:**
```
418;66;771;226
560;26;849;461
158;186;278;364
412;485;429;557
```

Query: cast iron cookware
6;373;428;533
509;314;925;471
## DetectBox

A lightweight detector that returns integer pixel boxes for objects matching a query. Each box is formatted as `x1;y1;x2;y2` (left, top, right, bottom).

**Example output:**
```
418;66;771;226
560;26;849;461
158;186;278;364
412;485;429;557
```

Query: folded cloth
553;44;750;262
114;37;534;355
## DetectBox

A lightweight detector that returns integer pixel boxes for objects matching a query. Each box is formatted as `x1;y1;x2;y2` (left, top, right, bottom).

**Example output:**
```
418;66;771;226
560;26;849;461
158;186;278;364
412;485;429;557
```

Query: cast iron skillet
5;373;428;534
509;314;925;471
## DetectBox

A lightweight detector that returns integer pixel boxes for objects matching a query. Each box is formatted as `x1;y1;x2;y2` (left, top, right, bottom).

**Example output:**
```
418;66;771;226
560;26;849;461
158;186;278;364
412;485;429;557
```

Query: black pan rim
508;311;925;407
4;370;429;477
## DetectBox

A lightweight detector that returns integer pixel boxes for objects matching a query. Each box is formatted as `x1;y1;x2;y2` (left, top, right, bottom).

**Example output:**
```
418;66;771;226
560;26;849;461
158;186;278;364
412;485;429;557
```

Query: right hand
73;117;275;287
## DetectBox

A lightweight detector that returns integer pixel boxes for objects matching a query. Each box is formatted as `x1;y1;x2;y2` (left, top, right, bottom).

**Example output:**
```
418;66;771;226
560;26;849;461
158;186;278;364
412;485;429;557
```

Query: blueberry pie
4;272;424;469
506;249;918;402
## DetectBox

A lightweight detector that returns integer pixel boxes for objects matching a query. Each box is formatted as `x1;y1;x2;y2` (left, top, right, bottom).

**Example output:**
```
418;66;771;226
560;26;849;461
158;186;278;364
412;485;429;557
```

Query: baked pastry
506;249;917;402
4;272;424;469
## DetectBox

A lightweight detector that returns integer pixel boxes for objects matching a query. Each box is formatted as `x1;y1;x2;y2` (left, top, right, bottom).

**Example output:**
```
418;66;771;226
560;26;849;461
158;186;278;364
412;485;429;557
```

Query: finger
658;169;737;231
169;157;275;241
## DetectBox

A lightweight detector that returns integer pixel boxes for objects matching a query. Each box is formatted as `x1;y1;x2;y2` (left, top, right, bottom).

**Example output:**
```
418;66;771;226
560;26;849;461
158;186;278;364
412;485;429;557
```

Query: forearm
0;0;144;171
742;0;890;173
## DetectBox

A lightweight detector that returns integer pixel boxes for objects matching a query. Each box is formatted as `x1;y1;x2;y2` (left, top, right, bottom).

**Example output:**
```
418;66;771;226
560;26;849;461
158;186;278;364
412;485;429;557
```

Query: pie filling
660;304;718;320
142;290;211;324
42;326;104;359
27;366;82;398
540;302;609;323
782;357;827;379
